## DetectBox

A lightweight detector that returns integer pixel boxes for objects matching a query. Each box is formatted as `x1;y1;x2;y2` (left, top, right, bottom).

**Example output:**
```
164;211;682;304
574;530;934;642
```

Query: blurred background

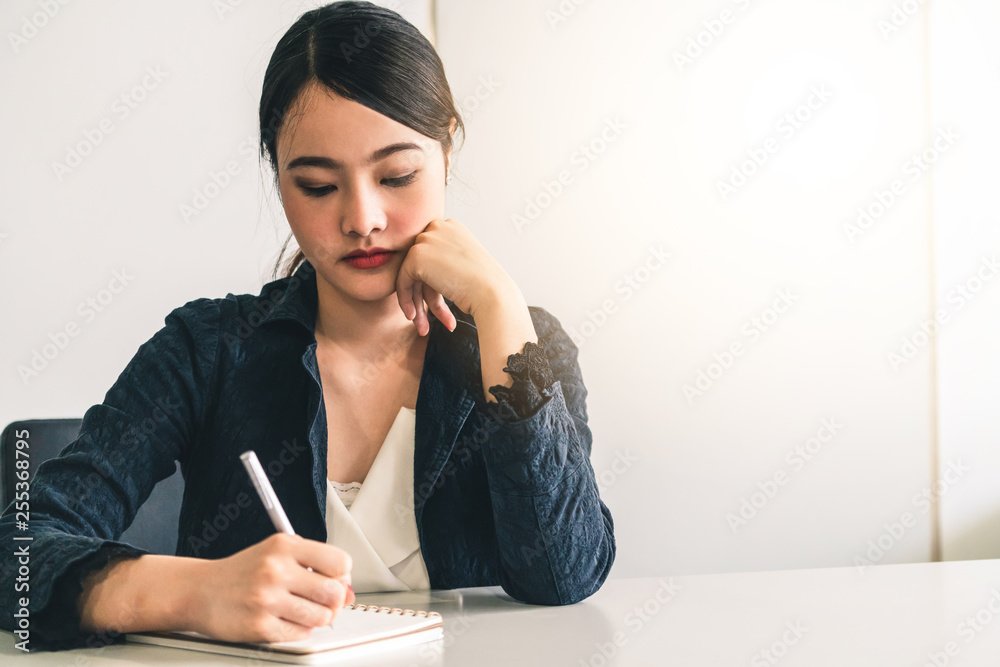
1;0;997;578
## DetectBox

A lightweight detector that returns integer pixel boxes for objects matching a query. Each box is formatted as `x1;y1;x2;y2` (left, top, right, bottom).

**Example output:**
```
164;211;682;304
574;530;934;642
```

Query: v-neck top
325;405;430;593
328;480;361;509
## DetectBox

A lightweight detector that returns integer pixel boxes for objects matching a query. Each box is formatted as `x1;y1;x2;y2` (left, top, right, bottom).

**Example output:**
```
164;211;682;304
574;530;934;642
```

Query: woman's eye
383;171;418;187
300;185;336;197
296;171;418;197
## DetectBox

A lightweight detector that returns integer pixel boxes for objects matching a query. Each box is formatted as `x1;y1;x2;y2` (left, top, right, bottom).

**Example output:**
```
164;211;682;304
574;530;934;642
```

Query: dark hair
259;0;465;280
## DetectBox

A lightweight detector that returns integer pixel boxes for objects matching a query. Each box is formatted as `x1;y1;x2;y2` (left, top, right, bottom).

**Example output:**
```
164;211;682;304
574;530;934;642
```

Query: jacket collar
258;259;321;333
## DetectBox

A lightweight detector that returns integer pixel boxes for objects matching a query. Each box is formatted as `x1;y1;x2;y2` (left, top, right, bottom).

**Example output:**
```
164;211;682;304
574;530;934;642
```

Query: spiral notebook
125;603;444;665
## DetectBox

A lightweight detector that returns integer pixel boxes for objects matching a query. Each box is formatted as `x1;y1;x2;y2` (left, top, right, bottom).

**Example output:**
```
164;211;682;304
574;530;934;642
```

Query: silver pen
240;450;296;534
240;450;338;628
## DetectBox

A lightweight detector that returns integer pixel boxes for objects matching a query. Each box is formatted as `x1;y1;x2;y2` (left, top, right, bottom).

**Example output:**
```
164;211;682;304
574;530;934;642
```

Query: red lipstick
342;247;396;270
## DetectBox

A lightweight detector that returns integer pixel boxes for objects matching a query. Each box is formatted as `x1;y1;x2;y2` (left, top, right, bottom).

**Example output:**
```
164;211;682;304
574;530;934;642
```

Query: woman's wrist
469;277;525;321
473;285;539;405
156;554;211;633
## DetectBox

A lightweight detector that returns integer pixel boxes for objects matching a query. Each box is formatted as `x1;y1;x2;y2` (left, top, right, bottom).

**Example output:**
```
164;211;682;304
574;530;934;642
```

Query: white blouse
325;405;431;593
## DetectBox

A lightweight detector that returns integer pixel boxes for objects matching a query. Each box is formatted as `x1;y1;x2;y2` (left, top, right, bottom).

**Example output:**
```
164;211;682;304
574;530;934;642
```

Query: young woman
0;0;615;650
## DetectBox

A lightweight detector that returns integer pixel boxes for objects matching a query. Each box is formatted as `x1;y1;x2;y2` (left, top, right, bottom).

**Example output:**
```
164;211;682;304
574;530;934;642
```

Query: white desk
4;558;1000;665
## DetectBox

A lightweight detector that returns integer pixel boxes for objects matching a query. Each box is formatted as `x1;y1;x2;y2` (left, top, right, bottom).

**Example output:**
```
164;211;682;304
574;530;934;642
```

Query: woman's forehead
278;84;438;162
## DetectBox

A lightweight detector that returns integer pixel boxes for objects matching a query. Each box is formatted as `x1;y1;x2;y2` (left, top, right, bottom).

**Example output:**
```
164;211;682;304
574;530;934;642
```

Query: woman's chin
343;281;399;303
319;263;401;304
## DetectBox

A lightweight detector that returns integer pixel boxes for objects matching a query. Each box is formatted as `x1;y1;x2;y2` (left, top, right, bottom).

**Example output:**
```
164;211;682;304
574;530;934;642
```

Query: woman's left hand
395;217;518;335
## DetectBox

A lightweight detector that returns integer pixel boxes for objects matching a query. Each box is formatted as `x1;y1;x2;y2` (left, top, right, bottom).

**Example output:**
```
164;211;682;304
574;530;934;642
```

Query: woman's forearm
474;285;539;404
78;553;205;635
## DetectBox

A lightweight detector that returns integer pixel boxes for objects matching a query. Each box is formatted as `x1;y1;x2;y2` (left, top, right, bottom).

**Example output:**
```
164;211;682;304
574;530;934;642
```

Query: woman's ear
444;118;457;178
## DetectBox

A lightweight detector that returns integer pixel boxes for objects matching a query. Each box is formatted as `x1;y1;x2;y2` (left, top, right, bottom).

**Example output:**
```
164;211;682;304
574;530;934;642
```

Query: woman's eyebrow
287;142;423;171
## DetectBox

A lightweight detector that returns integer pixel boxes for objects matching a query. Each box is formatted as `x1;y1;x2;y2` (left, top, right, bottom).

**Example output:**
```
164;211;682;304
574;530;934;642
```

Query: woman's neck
313;278;426;352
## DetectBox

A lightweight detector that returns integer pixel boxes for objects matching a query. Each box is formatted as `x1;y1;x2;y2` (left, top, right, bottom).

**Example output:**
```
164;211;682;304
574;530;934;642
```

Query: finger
276;589;342;631
426;288;456;331
265;615;314;644
293;538;352;581
412;281;427;336
289;568;351;613
287;575;350;628
396;266;416;320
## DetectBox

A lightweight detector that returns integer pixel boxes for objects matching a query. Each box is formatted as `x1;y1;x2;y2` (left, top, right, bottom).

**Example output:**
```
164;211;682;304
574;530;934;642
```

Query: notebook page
270;607;442;653
160;606;442;654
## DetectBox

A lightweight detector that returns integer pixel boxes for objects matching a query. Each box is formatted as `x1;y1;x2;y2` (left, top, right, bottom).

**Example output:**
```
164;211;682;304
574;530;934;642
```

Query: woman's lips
344;251;395;269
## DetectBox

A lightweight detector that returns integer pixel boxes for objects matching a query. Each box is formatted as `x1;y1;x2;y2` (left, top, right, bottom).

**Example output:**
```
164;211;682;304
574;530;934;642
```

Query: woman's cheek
285;197;324;235
399;210;433;235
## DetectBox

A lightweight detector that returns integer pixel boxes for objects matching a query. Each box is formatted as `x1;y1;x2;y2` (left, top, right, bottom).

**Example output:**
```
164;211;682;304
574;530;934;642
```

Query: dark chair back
0;418;184;555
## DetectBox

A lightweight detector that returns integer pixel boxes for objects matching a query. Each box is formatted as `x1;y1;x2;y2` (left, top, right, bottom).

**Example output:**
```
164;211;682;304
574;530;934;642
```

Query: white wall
435;0;966;577
2;0;996;579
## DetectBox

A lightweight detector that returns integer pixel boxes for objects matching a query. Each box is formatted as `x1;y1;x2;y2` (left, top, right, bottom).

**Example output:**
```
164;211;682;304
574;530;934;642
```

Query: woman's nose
340;179;386;237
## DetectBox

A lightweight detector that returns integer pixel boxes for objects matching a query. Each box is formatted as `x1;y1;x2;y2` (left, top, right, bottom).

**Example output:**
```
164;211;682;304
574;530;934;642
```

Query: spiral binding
347;603;442;618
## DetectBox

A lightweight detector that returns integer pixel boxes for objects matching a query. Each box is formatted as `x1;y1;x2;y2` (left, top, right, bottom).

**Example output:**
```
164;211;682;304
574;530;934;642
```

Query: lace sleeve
486;340;557;421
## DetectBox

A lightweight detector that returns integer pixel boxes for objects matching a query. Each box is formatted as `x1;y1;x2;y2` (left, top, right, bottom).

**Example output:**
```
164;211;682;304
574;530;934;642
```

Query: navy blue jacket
0;258;615;650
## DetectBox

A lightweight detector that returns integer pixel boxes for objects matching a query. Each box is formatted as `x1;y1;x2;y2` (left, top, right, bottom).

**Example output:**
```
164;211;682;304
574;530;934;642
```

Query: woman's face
276;81;450;304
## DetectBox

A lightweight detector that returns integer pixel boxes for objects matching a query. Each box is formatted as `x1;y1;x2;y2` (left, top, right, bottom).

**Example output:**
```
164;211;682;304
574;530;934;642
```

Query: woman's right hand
188;533;355;643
